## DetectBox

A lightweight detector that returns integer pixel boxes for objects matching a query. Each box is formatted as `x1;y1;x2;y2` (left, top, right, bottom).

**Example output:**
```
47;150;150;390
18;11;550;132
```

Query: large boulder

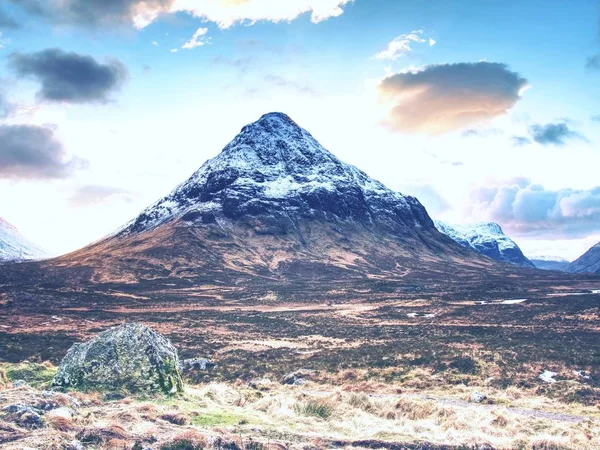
53;323;183;394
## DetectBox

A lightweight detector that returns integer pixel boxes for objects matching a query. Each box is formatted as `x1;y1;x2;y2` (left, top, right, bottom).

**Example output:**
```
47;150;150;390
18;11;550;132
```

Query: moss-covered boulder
53;323;183;394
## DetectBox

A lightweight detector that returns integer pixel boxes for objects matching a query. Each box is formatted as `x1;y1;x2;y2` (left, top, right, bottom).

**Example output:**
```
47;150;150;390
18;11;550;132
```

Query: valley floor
1;281;600;449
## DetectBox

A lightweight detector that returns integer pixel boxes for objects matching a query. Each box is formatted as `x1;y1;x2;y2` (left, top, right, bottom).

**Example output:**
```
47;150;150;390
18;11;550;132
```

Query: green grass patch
191;411;247;427
2;362;57;388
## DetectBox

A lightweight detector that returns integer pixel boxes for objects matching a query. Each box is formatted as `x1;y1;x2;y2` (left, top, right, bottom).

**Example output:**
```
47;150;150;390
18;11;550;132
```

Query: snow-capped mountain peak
120;112;433;236
434;220;534;268
0;217;48;262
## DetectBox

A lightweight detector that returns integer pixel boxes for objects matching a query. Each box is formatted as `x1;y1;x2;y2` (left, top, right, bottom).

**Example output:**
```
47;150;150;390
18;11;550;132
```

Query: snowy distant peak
530;256;570;272
434;220;534;268
120;112;433;236
0;217;48;262
528;255;570;263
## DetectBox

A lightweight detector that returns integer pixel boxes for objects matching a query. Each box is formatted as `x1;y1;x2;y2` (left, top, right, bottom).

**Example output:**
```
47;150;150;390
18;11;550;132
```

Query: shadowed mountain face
567;242;600;274
1;113;516;289
434;221;535;268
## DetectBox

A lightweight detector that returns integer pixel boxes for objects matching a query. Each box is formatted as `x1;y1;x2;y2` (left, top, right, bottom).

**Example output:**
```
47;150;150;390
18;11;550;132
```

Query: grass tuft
293;399;333;419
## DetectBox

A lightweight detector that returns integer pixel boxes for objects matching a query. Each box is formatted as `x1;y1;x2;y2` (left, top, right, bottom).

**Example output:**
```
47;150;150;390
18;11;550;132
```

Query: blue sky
0;0;599;260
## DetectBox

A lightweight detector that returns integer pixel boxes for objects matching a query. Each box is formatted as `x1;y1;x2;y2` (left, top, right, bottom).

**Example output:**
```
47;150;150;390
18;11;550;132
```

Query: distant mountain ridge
566;242;600;274
434;221;535;268
529;255;570;272
0;217;47;262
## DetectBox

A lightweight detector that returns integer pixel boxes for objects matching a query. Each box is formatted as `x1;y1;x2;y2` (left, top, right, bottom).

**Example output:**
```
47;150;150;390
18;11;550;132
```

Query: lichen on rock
52;323;184;394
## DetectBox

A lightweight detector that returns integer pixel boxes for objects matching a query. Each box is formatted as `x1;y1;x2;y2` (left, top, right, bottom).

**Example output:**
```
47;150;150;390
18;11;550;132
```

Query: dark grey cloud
529;122;586;146
587;54;600;70
9;49;128;104
468;178;600;238
378;62;528;134
69;184;135;207
0;124;85;179
9;0;173;28
0;8;19;29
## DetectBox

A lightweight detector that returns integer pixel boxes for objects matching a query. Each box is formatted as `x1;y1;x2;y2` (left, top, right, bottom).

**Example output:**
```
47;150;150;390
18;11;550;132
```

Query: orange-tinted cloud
378;62;528;135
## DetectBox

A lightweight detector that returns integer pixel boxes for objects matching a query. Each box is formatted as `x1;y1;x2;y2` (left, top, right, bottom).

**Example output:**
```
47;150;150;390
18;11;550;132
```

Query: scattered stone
180;358;214;372
12;380;27;388
2;405;45;430
41;391;81;410
282;369;315;385
52;323;184;394
470;392;487;403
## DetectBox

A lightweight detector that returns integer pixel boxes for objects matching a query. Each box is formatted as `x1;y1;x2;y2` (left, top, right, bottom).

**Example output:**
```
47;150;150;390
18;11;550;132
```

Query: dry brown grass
77;422;129;445
161;412;190;425
161;430;207;450
46;415;75;432
70;390;103;406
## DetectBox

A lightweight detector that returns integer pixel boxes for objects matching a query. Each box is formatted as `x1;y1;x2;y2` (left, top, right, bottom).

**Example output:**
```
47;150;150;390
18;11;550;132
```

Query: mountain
529;255;570;272
0;217;47;262
26;112;500;286
434;221;535;268
566;242;600;274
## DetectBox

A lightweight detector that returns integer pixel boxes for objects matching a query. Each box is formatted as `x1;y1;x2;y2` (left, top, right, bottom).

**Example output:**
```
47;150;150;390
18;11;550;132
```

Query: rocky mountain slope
434;221;535;268
530;255;570;272
13;112;503;287
0;217;47;262
566;242;600;274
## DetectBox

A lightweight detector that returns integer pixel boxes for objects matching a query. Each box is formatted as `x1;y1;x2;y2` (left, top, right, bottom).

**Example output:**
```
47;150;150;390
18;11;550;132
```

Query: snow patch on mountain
434;221;535;268
0;217;48;262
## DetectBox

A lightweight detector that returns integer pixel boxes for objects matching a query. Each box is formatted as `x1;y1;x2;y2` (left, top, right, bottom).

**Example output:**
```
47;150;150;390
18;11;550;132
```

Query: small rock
3;404;45;429
180;358;214;372
470;391;487;403
47;407;75;420
3;404;42;415
12;380;27;388
248;378;272;390
282;369;315;385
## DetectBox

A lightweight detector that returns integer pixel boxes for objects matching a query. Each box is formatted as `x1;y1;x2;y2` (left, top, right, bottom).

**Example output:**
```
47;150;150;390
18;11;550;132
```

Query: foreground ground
1;361;599;450
1;276;600;448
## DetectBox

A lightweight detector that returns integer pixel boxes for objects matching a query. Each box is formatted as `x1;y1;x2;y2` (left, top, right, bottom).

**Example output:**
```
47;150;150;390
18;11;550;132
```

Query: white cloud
182;27;209;50
375;30;433;61
173;0;352;28
152;40;159;46
429;37;436;46
170;48;178;53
